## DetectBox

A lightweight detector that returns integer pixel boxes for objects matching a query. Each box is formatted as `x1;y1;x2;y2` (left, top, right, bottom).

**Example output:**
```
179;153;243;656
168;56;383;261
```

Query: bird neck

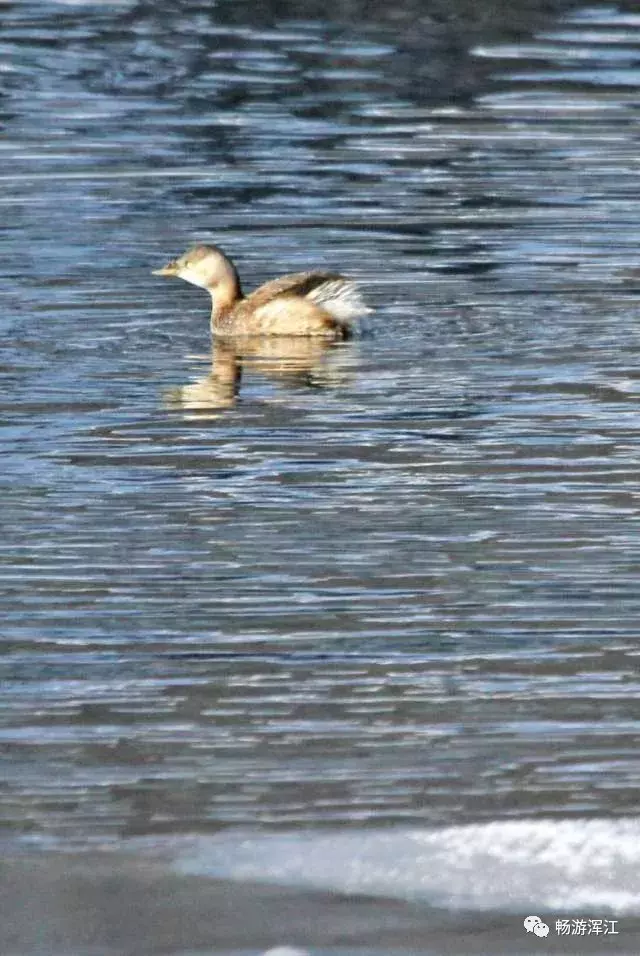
208;273;242;333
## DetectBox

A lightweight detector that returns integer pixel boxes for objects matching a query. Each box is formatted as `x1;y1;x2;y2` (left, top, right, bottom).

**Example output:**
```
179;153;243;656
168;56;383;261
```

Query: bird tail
307;279;371;322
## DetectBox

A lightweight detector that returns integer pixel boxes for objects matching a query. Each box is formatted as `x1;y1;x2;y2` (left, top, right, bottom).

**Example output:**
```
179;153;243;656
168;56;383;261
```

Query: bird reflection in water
166;335;354;417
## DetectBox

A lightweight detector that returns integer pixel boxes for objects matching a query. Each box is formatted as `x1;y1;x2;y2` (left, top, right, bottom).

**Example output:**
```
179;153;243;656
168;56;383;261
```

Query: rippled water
3;0;640;950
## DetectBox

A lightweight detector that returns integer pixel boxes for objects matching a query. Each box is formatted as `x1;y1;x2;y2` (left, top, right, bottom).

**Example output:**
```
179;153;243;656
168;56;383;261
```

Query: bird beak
152;260;179;277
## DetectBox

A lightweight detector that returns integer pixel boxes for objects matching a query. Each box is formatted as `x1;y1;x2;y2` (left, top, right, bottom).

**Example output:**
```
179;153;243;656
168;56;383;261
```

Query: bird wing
245;272;344;307
246;271;369;322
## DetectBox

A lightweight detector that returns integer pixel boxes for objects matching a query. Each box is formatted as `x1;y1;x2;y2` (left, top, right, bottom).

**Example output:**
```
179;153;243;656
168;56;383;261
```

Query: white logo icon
524;916;550;937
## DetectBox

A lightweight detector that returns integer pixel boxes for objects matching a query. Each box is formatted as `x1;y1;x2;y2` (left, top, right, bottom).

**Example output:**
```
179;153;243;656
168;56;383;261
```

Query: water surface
2;0;640;951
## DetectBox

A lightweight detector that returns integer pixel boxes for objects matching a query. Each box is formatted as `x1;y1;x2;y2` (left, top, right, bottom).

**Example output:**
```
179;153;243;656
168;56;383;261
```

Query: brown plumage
152;244;369;338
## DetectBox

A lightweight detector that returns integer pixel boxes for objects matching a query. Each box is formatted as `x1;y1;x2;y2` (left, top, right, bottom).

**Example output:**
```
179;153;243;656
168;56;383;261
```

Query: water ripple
2;0;640;849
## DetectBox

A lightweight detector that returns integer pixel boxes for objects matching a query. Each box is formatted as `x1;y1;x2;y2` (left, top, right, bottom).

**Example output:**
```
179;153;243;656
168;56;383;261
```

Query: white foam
261;948;310;956
175;818;640;914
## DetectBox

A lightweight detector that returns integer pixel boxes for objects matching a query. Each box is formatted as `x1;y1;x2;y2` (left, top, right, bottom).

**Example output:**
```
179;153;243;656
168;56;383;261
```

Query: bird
152;244;369;338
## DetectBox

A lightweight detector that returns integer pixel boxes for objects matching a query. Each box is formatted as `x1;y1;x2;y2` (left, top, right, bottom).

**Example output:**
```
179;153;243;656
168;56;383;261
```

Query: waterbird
152;244;369;338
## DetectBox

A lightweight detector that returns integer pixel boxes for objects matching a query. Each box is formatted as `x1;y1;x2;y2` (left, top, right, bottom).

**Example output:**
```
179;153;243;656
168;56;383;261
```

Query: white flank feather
306;278;371;321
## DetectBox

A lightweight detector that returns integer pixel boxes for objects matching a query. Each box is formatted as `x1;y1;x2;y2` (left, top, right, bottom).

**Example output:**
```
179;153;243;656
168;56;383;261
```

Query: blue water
2;0;640;952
